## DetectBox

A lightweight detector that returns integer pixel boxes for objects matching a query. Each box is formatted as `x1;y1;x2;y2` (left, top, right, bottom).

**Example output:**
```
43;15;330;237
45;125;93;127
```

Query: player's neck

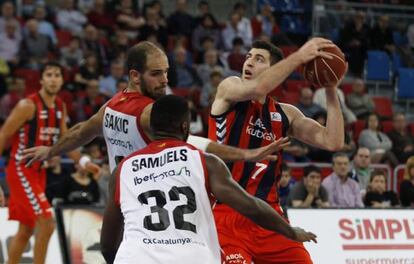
39;89;56;107
126;82;140;93
253;95;266;104
153;133;185;142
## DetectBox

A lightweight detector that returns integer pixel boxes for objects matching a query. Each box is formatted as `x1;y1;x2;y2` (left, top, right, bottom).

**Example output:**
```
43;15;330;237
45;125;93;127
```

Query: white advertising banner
0;208;63;264
289;209;414;264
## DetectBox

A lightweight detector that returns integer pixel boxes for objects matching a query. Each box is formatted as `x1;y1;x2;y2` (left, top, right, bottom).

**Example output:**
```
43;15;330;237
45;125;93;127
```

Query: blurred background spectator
364;170;399;208
288;165;330;208
322;152;364;208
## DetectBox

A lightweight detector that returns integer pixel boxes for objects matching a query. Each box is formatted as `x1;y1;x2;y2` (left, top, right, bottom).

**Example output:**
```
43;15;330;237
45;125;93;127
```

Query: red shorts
214;204;313;264
6;162;52;228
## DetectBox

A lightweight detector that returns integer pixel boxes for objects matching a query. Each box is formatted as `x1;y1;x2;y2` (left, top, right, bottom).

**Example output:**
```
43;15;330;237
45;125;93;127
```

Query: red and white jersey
113;139;220;264
9;93;65;171
103;91;153;172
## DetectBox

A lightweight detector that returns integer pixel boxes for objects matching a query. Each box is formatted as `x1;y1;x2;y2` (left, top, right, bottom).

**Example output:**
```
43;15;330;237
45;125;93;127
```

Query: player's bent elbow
326;141;344;152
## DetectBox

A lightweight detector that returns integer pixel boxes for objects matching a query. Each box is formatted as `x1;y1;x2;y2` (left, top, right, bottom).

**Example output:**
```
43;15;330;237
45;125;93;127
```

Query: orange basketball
302;45;347;88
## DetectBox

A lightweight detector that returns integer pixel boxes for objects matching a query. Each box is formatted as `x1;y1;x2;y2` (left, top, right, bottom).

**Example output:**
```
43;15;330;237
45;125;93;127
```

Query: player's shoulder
278;102;303;117
15;98;36;111
219;76;242;87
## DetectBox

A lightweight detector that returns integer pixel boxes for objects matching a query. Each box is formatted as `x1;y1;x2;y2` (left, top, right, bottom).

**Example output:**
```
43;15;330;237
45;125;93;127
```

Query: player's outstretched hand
296;37;335;64
0;186;5;207
291;227;317;243
22;146;52;167
244;137;290;162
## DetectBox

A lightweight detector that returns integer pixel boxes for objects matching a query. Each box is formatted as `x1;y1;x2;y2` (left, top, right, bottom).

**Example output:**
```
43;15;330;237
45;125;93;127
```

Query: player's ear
181;120;189;139
129;69;141;85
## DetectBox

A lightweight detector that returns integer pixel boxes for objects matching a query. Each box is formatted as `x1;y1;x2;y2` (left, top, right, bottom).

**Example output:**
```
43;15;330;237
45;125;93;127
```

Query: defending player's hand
21;146;52;167
291;227;317;243
244;137;290;162
296;37;335;64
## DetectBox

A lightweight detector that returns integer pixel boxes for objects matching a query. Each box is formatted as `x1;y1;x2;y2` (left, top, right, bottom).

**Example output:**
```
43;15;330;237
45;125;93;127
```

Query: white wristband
79;155;91;169
187;135;211;152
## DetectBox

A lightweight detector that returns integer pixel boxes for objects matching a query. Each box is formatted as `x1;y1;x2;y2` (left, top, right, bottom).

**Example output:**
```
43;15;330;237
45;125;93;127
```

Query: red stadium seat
372;96;393;119
320;167;333;179
14;68;41;95
279;91;300;105
268;86;284;100
381;120;393;133
172;88;191;98
341;83;353;96
409;123;414;138
289;167;304;181
56;30;73;48
279;45;299;58
285;80;310;93
352;120;366;142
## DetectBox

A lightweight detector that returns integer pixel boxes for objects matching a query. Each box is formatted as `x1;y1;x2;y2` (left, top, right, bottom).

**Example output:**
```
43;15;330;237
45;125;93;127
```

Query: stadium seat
279;45;299;58
392;53;402;76
365;50;391;82
372;96;393;119
268;85;284;99
393;31;408;46
280;91;300;105
56;30;73;48
352;120;366;142
397;68;414;99
381;120;393;133
340;83;353;96
285;80;310;93
13;68;41;94
409;123;414;138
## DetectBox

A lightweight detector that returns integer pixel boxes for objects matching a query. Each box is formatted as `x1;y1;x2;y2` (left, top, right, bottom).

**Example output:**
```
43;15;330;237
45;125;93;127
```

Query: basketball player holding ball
209;38;347;263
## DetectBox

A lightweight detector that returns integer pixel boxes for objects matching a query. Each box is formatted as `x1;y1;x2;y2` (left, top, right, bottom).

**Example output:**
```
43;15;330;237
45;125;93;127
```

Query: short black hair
40;61;63;77
370;169;387;183
252;40;284;65
281;162;289;172
150;95;190;135
332;152;349;163
232;37;244;46
303;165;321;178
126;41;162;73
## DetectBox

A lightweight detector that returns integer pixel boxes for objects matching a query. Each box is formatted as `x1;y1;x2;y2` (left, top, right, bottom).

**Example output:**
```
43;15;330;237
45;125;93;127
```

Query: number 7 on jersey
251;162;267;180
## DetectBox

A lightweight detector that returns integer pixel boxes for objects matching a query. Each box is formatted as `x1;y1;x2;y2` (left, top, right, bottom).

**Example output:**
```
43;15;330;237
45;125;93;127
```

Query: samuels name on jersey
131;149;190;186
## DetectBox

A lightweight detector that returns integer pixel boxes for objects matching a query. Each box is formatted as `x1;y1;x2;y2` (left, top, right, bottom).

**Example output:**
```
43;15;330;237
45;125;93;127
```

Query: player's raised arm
141;105;291;162
101;165;123;264
205;153;317;243
282;66;348;152
22;103;107;165
213;38;334;106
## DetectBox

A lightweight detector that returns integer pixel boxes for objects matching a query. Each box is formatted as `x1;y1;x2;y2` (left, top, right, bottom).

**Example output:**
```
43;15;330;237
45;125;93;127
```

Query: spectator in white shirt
313;87;356;124
56;0;87;35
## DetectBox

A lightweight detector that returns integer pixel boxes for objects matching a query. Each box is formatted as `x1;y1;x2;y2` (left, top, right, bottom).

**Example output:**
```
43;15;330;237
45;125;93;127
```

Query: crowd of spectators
0;0;413;208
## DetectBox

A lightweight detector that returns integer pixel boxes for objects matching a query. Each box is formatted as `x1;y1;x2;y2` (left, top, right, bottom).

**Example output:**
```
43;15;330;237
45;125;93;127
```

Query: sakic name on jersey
104;112;129;133
131;149;188;172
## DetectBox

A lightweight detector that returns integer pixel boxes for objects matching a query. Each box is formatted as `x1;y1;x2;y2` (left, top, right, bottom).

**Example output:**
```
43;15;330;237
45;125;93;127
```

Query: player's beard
140;77;166;100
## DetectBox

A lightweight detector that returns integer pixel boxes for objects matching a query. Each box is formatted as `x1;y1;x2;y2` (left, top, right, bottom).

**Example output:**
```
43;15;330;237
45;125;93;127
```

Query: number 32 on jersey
138;186;197;233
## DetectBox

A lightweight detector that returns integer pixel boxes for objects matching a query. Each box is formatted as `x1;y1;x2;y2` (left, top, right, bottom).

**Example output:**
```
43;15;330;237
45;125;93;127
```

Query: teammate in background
208;39;345;263
22;42;289;173
100;95;316;264
0;62;100;264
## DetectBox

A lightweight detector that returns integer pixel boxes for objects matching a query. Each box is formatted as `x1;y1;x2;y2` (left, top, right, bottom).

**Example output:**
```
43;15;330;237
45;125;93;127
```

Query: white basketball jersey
114;139;220;264
102;91;154;172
